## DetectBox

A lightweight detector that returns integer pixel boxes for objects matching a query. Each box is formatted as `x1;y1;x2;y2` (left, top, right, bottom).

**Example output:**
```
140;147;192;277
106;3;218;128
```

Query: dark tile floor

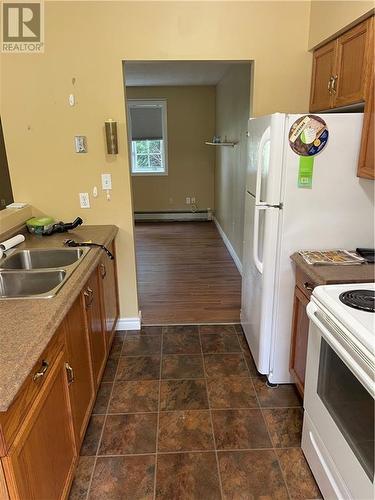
69;325;322;500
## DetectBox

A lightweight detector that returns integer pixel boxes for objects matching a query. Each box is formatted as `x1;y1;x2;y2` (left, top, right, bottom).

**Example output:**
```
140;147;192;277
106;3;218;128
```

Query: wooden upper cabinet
2;350;76;500
358;77;375;179
99;242;120;349
310;41;336;112
309;17;373;111
84;269;106;389
64;295;95;449
334;18;373;107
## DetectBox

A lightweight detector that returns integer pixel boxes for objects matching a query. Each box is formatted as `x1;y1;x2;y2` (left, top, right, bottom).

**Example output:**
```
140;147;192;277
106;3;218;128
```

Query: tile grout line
238;328;299;500
84;331;126;500
251;365;293;500
198;324;225;500
81;444;303;460
153;326;164;500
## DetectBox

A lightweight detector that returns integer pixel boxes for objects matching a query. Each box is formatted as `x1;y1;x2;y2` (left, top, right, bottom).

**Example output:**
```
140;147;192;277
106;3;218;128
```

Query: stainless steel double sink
0;248;90;299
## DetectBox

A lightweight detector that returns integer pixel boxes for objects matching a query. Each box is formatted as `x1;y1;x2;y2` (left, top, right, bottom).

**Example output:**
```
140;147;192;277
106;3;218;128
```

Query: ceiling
124;61;250;87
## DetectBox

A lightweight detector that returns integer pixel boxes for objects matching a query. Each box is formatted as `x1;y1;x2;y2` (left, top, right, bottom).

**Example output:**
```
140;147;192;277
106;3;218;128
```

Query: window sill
131;171;168;177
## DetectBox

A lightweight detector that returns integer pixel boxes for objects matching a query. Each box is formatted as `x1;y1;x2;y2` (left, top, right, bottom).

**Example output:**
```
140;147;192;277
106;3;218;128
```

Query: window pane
136;155;149;168
135;141;148;154
150;154;162;167
149;140;161;153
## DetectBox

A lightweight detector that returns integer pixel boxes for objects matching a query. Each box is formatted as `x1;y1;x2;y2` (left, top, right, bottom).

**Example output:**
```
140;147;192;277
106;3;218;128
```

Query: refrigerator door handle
253;205;267;274
255;126;271;205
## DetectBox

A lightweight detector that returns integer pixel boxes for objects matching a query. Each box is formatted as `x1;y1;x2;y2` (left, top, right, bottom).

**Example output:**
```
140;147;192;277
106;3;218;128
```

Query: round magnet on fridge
288;114;329;156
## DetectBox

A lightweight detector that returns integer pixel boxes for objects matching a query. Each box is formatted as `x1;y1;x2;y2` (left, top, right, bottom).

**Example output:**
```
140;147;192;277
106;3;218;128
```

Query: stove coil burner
339;290;375;313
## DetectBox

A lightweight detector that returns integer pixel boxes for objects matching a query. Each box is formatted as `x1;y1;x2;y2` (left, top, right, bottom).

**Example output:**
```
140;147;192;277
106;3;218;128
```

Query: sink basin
0;248;88;270
0;270;67;299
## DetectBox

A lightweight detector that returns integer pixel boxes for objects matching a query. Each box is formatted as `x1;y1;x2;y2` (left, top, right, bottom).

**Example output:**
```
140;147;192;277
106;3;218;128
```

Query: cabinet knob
65;363;75;385
304;282;314;292
33;360;49;381
84;287;94;307
100;263;107;279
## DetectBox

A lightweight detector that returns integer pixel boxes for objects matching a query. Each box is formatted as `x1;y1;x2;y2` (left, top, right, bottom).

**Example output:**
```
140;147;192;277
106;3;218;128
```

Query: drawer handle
84;286;94;307
331;75;338;94
65;363;75;385
33;360;49;381
100;263;107;279
327;76;333;94
304;282;314;291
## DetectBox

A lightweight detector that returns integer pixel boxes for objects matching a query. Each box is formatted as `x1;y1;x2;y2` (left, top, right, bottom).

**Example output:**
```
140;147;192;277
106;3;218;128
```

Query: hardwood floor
134;222;241;324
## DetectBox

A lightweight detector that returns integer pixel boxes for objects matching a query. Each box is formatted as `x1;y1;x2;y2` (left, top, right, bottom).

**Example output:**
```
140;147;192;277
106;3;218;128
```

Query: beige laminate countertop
0;225;118;412
291;252;375;285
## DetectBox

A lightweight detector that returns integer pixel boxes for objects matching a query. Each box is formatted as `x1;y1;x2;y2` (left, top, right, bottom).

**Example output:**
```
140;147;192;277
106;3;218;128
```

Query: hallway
134;222;242;324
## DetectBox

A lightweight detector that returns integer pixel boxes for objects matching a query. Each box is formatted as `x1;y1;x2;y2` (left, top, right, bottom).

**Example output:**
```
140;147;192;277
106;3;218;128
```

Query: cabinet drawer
295;268;316;298
0;325;65;455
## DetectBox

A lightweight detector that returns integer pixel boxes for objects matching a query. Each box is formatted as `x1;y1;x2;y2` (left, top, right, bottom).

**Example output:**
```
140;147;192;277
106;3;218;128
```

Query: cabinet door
84;269;106;389
99;242;120;349
2;350;76;500
334;18;373;107
358;73;374;179
65;295;95;449
289;286;310;396
310;40;336;112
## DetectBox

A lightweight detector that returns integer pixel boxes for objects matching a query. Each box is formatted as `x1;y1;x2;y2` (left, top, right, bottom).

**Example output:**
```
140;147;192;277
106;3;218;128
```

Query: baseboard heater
134;209;212;222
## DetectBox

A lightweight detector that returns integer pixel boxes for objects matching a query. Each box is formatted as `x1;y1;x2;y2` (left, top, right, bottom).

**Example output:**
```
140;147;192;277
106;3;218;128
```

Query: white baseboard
134;211;211;222
117;316;141;331
213;216;242;275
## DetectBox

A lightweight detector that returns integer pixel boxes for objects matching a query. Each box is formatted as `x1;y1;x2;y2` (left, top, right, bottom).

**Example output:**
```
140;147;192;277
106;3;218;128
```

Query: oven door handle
306;302;375;397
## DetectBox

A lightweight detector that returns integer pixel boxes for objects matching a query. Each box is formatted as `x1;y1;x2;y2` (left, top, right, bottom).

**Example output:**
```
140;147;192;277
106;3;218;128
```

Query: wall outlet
191;197;196;204
101;173;112;190
186;197;191;204
79;192;90;208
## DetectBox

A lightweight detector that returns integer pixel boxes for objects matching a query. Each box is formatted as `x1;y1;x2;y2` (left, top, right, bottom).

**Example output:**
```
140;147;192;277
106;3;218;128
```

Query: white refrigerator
241;112;375;384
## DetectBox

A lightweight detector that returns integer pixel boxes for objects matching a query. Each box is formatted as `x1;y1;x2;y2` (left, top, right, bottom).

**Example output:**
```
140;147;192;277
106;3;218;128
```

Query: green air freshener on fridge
298;156;314;188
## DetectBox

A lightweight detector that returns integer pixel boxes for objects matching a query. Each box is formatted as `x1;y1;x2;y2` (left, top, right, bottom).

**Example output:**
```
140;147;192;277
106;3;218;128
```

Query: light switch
101;173;112;190
74;136;87;153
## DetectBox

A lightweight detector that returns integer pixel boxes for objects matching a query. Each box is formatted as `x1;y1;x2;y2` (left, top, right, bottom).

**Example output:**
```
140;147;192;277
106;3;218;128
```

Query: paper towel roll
0;234;25;251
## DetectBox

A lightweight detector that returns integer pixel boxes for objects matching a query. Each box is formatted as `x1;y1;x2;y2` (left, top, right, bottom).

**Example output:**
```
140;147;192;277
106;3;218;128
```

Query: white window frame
127;99;168;176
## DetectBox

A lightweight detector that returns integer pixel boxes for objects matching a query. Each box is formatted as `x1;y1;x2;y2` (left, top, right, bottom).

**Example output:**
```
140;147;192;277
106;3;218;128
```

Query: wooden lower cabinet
83;269;107;390
289;286;311;396
2;350;76;500
64;295;95;449
99;242;120;349
0;236;120;499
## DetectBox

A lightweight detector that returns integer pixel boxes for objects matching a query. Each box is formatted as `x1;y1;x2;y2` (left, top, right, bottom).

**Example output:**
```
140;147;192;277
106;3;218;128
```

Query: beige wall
126;86;216;212
1;1;312;319
309;0;374;48
215;64;251;263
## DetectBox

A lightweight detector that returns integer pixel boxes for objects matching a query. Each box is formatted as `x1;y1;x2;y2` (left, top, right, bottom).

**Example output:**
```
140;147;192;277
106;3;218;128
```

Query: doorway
123;60;252;325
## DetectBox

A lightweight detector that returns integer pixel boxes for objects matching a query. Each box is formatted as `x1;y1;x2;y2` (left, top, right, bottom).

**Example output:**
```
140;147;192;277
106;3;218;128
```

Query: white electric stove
302;282;374;500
